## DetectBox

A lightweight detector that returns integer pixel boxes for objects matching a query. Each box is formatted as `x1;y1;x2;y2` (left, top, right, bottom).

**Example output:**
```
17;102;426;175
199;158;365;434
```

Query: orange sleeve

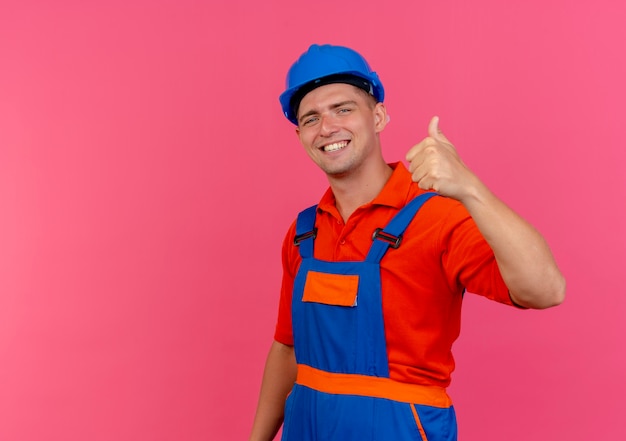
273;221;299;345
440;203;513;306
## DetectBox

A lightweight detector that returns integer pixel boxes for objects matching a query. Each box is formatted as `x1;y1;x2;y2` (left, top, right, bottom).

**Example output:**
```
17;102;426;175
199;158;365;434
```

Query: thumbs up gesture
405;116;481;202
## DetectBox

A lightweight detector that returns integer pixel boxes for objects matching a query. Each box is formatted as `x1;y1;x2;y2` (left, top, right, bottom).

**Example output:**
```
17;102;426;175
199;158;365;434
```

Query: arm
249;340;297;441
405;117;565;309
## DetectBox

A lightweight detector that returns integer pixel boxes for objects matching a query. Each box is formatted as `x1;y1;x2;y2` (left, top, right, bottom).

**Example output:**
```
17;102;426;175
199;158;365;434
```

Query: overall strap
294;205;318;258
366;192;439;263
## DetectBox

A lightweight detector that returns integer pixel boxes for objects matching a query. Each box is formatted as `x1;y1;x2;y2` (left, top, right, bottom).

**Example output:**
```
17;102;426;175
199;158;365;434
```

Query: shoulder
280;219;301;276
401;190;480;254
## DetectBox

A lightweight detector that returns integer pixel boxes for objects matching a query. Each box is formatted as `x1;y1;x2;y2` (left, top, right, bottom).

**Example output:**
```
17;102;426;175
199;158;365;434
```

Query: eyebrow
298;100;358;124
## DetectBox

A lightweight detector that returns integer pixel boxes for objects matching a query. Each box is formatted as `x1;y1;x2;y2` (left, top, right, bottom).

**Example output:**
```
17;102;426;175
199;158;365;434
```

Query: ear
373;102;388;133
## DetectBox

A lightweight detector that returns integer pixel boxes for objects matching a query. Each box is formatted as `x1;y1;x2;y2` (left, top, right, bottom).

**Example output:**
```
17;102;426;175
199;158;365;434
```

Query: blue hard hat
279;44;385;125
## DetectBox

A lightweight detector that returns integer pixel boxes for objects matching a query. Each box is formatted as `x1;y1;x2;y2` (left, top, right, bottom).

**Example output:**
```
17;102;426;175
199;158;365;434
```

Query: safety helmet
279;44;385;125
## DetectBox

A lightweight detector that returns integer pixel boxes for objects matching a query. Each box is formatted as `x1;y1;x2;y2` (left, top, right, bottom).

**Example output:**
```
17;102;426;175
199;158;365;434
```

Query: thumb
428;116;442;139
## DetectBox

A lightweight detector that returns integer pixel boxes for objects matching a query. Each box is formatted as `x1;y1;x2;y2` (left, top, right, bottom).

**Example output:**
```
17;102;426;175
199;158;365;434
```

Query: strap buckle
372;228;402;249
294;228;317;246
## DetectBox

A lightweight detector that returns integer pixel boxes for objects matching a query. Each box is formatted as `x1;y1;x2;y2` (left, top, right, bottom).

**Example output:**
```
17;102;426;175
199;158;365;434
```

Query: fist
405;116;478;201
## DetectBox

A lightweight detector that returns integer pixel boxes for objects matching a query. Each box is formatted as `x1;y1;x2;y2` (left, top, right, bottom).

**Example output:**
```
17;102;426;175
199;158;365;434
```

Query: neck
329;160;393;222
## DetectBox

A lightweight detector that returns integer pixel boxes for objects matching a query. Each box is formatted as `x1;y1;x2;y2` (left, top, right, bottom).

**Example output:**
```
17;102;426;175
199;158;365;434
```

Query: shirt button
340;239;346;245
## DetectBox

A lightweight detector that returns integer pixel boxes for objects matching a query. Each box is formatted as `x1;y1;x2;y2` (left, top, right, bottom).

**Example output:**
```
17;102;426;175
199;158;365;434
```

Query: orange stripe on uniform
296;364;452;408
411;403;429;441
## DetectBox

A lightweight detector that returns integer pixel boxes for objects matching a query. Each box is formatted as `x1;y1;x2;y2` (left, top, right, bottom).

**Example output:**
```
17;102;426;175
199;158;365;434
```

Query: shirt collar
317;162;415;215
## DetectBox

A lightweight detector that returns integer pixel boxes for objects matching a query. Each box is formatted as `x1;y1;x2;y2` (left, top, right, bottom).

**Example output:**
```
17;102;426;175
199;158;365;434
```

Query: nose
319;114;339;137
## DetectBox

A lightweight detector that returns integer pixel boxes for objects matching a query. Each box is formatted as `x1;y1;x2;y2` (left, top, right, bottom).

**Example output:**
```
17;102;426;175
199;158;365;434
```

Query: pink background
1;1;624;440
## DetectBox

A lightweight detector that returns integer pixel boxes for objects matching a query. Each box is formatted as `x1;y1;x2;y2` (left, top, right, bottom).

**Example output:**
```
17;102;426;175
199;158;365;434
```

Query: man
249;44;565;441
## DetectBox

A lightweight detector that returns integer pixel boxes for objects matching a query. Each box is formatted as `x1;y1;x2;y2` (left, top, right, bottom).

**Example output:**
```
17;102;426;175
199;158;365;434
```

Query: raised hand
405;116;480;202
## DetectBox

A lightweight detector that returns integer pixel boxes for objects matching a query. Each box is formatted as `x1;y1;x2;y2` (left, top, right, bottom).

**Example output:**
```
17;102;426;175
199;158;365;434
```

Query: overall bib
282;193;457;441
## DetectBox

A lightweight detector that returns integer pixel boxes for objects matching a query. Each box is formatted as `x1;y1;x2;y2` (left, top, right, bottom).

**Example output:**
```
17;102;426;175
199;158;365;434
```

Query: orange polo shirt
274;162;512;388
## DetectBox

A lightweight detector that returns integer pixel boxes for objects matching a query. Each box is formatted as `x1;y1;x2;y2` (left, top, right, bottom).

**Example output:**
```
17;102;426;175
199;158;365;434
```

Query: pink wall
1;1;624;440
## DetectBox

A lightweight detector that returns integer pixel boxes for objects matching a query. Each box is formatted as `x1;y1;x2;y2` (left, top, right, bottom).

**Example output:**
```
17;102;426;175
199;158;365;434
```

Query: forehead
298;83;367;110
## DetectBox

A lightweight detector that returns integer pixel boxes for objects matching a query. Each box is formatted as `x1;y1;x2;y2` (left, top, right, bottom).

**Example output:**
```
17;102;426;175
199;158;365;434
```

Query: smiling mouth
321;141;349;152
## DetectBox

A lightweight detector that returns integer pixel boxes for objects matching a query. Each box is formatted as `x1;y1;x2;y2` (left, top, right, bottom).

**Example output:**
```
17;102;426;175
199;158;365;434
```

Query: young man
250;44;565;441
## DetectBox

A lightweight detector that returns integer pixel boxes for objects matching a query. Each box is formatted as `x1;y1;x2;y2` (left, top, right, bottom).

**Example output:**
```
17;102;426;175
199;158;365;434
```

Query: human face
295;83;387;178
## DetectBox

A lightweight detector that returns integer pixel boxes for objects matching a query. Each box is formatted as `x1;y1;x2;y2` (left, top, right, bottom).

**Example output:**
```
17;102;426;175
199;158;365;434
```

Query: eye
302;116;319;126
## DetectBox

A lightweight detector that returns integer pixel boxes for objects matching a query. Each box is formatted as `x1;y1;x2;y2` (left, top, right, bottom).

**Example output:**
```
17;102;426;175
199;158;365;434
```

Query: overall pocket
302;270;359;306
410;403;457;441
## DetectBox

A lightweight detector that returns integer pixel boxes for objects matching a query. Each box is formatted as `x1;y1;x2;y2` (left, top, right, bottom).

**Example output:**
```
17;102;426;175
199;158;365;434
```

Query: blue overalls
281;193;457;441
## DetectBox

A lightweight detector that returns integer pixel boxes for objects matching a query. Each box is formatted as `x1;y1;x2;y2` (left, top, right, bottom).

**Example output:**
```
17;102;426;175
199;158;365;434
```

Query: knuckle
424;144;439;155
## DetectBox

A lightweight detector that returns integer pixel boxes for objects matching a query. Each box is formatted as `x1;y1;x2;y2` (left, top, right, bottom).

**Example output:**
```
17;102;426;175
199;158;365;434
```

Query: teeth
323;141;348;152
